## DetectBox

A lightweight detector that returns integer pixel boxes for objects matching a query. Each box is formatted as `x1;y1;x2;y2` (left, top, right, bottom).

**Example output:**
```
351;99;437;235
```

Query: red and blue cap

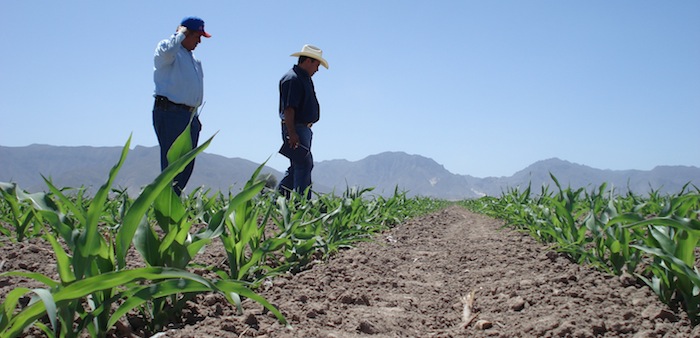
181;16;211;38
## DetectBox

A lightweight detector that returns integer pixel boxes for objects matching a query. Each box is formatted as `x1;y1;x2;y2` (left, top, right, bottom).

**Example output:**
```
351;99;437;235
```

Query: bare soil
2;206;699;337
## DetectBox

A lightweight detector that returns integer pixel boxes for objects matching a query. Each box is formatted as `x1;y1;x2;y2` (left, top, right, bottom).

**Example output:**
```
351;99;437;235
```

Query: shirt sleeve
154;32;186;68
280;78;303;113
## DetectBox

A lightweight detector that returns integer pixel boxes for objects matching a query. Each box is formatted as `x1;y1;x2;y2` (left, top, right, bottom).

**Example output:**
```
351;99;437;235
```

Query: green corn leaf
30;289;57;336
153;184;186;234
158;225;180;255
106;279;214;328
245;162;267;188
82;136;131;257
166;115;194;167
230;182;266;212
44;233;76;284
237;246;267;280
625;216;700;234
166;241;193;269
186;238;211;259
214;279;288;326
608;213;644;225
193;214;226;240
40;178;85;227
261;237;289;252
18;185;57;210
2;267;214;337
33;322;55;338
0;271;59;289
134;215;162;266
1;287;33;328
610;240;621;254
35;209;70;245
636;274;663;298
631;244;700;288
674;225;699;268
116;134;214;268
625;218;700;266
174;219;194;245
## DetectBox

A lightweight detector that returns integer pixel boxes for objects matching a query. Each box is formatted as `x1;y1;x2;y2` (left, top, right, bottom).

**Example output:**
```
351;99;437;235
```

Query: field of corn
0;134;448;337
460;177;700;325
0;131;698;337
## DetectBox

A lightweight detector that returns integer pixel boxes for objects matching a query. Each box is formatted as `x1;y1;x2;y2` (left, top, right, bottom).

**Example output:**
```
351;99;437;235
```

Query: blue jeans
278;124;313;199
152;102;201;196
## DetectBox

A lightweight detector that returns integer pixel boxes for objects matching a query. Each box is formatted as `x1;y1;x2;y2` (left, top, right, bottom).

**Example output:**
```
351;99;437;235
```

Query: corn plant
2;129;457;336
213;165;290;284
0;136;138;336
461;178;700;323
313;187;388;255
0;182;54;241
131;128;285;329
1;267;280;337
0;134;198;337
0;132;287;337
264;192;325;272
133;186;222;329
184;186;217;224
134;132;216;262
132;122;219;268
375;189;449;225
627;192;700;322
539;176;591;257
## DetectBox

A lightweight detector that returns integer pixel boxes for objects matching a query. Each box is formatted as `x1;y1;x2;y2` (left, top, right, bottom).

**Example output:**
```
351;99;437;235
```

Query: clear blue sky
2;1;698;178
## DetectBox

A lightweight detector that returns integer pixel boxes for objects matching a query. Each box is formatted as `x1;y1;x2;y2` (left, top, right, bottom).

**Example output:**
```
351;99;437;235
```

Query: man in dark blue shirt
277;45;329;199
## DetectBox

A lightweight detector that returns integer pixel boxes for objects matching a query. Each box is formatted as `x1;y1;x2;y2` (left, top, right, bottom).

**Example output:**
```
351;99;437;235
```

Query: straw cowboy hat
291;44;329;69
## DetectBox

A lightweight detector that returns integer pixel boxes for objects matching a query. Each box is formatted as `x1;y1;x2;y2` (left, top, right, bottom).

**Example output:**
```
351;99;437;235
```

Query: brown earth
2;205;699;337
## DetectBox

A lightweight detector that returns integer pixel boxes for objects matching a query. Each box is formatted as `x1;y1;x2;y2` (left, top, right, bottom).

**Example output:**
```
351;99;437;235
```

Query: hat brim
291;52;329;69
201;31;212;38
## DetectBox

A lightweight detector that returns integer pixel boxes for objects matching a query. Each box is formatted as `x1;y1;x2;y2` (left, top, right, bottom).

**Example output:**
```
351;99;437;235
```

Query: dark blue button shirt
279;65;320;124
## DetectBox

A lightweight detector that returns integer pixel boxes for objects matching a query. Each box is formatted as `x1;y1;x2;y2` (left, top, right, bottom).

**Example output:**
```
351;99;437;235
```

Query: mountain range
1;145;699;200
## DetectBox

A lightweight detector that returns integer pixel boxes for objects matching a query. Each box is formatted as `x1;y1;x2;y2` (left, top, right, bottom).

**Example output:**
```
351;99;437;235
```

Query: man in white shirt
152;16;211;195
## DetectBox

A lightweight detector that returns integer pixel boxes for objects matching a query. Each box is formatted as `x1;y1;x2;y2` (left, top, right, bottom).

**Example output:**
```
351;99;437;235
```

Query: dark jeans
278;124;313;199
152;101;201;196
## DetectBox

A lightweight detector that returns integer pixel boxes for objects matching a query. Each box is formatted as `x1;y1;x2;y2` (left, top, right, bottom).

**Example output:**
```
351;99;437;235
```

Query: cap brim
202;31;211;38
290;52;328;69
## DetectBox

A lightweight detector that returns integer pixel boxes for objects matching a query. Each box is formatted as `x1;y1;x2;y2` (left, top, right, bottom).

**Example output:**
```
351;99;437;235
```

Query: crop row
0;133;447;337
460;175;700;324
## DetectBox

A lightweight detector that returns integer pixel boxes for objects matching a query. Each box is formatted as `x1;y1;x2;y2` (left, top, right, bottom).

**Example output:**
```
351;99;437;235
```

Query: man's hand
177;25;188;35
286;134;300;149
282;107;300;149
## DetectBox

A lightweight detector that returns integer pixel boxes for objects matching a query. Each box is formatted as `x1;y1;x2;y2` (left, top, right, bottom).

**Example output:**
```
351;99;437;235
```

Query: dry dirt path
2;206;699;337
167;205;699;337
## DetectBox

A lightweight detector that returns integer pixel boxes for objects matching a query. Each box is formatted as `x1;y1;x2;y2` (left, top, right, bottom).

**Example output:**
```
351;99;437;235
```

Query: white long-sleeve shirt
153;32;204;108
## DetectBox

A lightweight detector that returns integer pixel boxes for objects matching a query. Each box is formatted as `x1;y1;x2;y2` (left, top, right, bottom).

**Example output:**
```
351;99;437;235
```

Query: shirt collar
293;64;311;78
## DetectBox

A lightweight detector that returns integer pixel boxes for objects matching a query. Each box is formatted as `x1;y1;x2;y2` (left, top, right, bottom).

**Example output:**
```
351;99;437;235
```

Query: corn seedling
0;182;54;241
215;165;288;284
1;129;453;335
0;132;287;337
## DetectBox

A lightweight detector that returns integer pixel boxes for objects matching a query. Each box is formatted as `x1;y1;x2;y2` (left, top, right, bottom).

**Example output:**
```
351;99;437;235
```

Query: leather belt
281;121;313;128
155;95;196;113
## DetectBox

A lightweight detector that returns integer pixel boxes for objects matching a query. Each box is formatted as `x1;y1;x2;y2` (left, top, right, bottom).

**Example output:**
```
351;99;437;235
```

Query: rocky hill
1;145;698;199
